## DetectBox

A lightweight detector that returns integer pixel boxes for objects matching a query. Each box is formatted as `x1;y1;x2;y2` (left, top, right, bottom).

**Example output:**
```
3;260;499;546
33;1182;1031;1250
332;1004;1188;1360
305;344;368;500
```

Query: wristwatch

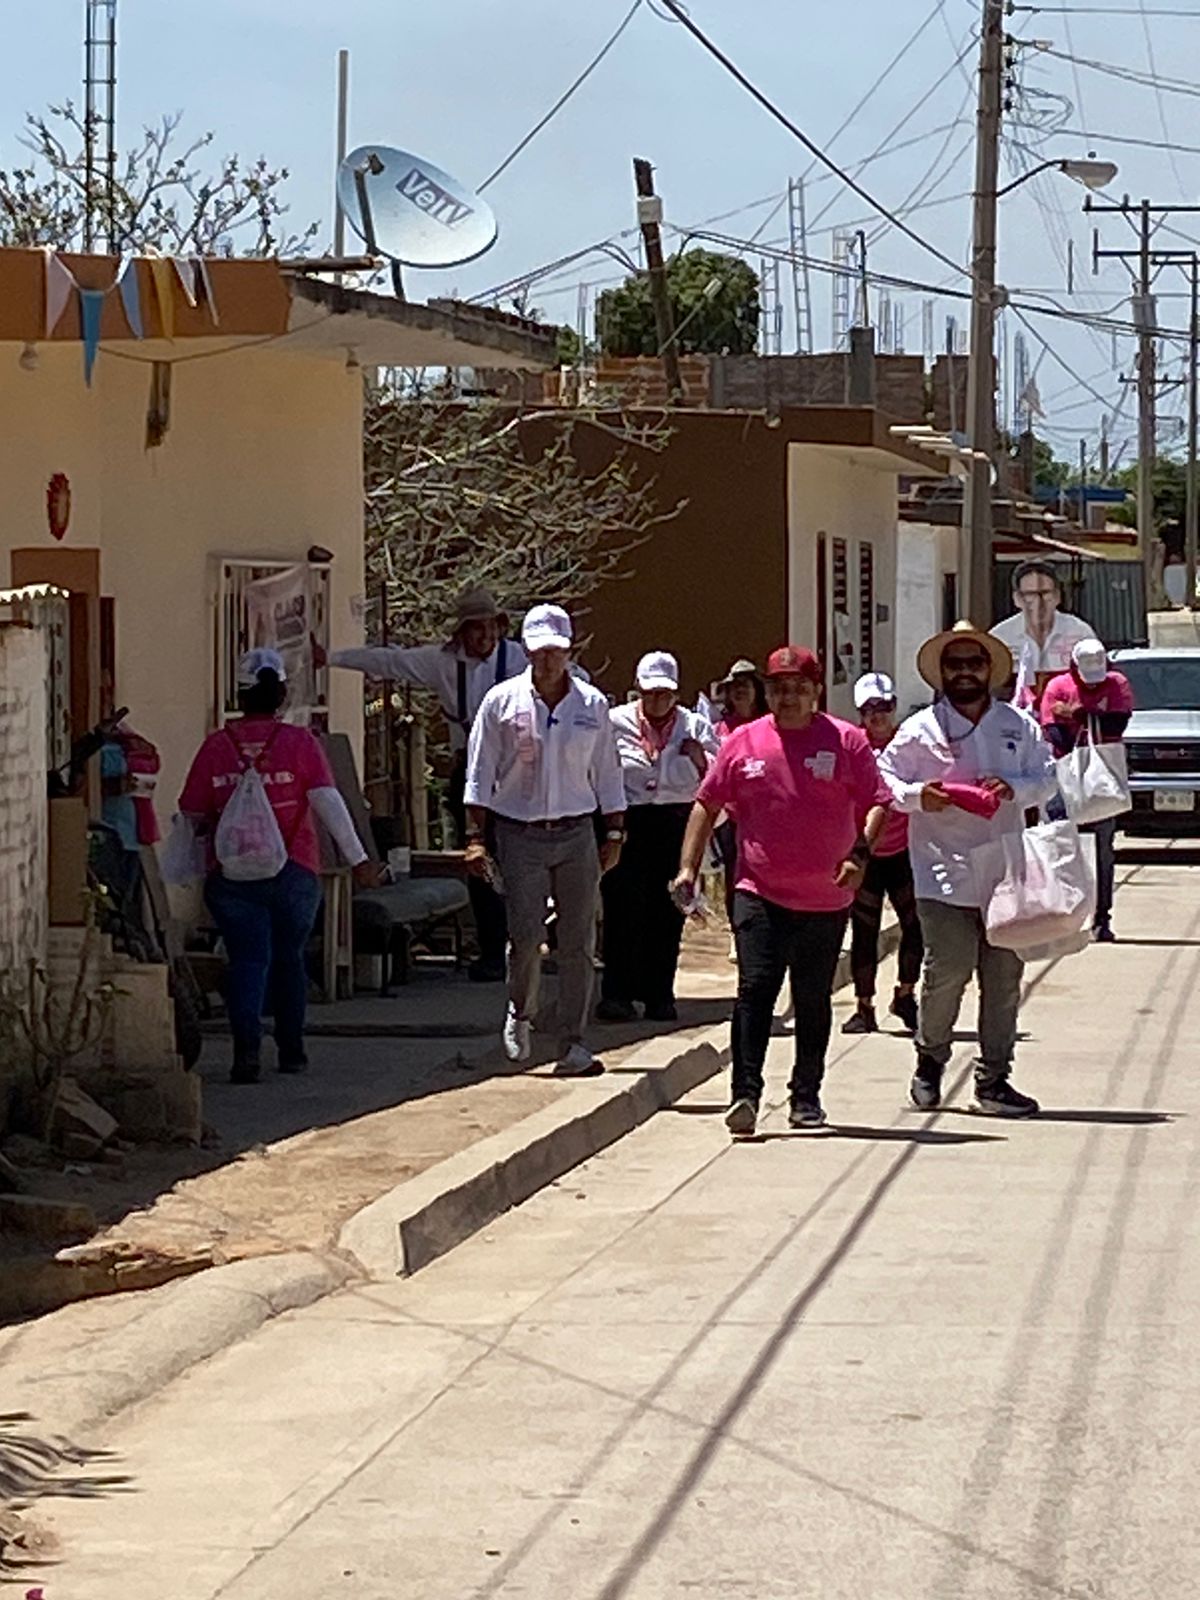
849;839;872;866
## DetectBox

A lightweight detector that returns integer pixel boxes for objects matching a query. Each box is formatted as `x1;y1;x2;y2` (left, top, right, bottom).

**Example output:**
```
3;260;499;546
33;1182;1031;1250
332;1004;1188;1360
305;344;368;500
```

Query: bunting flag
171;256;198;308
195;256;220;326
79;289;106;386
116;256;144;339
43;248;76;338
148;257;176;339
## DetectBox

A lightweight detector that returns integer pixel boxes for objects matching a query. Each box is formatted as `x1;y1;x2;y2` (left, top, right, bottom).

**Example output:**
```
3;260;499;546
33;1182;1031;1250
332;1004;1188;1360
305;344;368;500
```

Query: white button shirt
329;638;529;754
877;700;1056;906
465;669;626;823
991;609;1094;689
609;704;718;807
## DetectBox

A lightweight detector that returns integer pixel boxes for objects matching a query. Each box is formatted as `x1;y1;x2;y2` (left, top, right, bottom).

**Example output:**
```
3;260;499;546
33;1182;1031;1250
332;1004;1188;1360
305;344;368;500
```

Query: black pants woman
599;803;692;1022
844;849;923;1034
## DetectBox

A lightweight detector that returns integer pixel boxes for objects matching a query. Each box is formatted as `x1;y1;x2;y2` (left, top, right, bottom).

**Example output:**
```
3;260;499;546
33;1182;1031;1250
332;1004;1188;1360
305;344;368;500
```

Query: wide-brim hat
917;620;1013;691
452;586;506;631
717;657;760;689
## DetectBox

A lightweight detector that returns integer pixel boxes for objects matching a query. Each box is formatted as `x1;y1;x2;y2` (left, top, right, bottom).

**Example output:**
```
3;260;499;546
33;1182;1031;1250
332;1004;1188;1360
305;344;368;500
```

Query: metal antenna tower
787;177;814;354
922;299;935;362
1012;332;1030;436
832;229;855;350
759;257;783;356
84;0;118;252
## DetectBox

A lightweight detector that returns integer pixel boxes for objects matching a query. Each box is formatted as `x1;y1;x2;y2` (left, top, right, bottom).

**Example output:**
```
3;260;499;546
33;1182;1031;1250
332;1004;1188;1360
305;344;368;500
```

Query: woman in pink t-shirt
842;673;923;1037
179;650;374;1083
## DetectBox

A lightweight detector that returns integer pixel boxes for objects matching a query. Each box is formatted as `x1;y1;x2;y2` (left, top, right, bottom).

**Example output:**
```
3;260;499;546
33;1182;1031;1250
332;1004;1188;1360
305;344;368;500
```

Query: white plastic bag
979;820;1096;953
214;768;288;881
160;813;206;887
1057;732;1130;825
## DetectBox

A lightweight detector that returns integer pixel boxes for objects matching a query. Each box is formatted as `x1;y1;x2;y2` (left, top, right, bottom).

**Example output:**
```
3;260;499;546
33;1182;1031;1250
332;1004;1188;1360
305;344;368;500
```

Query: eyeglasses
1017;587;1057;601
943;653;989;671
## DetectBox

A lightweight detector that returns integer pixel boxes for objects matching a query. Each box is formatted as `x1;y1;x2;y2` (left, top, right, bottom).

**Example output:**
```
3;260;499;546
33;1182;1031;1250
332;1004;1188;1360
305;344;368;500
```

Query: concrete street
36;849;1200;1600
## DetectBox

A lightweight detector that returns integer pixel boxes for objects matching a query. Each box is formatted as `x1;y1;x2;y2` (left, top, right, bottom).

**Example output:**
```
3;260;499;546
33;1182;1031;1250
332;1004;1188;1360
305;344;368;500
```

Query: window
859;541;874;668
832;537;851;684
214;559;331;729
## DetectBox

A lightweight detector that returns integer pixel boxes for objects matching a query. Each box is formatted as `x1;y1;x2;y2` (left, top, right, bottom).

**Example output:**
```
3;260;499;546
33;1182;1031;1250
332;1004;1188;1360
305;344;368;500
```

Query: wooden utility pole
633;158;683;403
1187;255;1198;610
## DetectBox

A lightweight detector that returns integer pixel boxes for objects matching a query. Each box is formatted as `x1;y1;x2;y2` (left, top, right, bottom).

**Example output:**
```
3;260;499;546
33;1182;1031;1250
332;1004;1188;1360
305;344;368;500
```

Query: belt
498;813;592;832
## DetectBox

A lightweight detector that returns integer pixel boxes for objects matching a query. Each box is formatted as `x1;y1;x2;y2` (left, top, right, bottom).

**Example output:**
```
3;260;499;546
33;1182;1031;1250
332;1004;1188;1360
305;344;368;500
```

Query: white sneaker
503;1005;532;1063
554;1043;604;1078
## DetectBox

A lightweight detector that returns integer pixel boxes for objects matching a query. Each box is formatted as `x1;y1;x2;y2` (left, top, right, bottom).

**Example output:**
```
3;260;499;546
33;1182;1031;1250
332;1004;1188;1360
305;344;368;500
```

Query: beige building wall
895;521;959;715
0;624;47;1115
0;343;365;813
786;445;901;722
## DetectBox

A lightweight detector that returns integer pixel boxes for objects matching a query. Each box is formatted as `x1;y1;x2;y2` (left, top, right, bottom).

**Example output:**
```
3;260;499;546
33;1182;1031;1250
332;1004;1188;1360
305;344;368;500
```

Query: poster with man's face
245;565;314;715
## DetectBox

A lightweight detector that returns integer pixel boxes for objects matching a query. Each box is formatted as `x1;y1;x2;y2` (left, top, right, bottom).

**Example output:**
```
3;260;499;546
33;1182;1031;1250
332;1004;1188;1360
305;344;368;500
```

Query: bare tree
0;105;318;255
363;393;683;652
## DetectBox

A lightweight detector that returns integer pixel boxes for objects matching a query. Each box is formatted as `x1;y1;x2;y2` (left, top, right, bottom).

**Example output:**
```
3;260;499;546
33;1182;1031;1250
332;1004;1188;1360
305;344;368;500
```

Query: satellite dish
337;144;498;269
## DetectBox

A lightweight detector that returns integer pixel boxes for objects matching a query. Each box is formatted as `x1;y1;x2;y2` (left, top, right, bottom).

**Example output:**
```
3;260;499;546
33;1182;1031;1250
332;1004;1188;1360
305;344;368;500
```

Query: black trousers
731;890;848;1106
1083;816;1117;925
447;753;508;967
714;819;738;924
849;849;924;999
601;804;690;1007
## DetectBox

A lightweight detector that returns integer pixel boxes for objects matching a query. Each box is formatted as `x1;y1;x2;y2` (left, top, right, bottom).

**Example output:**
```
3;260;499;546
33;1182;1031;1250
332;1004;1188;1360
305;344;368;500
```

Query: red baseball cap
764;645;822;682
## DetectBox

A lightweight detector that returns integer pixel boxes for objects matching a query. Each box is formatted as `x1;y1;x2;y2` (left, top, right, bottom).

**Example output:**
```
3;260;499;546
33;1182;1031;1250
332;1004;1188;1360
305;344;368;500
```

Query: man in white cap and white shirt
324;585;526;981
464;604;626;1076
598;650;717;1022
878;622;1056;1118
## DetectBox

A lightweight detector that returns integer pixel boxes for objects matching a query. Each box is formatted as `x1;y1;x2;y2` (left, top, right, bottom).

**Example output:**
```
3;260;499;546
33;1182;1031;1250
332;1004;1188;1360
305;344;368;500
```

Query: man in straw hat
326;585;527;981
877;622;1056;1118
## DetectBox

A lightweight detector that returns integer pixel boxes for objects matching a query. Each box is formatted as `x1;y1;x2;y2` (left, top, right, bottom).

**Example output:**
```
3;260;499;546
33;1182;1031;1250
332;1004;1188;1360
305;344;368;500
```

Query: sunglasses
861;700;896;713
943;653;990;671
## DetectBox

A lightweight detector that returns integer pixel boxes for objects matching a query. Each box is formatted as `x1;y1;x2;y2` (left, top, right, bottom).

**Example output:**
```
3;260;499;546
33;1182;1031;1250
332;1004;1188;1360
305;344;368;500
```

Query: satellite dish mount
352;152;406;300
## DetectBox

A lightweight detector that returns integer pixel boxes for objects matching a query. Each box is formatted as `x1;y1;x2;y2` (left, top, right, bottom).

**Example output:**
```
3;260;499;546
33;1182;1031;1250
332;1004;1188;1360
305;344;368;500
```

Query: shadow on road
737;1124;1002;1146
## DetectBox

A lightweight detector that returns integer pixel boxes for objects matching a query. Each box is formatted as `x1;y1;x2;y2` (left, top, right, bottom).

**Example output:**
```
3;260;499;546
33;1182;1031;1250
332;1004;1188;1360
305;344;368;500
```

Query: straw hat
917;620;1013;691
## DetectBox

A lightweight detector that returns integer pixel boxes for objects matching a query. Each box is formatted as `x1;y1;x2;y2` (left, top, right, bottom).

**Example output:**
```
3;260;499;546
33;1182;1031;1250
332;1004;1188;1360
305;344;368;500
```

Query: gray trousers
915;899;1024;1084
494;816;600;1051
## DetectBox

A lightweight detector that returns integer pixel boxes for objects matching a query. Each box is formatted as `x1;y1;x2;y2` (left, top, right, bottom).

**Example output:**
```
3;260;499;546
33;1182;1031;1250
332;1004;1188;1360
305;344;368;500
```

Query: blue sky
6;0;1200;466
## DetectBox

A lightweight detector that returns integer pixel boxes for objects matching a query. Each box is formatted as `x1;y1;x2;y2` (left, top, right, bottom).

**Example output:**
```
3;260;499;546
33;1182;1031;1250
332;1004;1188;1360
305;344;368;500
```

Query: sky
6;0;1200;470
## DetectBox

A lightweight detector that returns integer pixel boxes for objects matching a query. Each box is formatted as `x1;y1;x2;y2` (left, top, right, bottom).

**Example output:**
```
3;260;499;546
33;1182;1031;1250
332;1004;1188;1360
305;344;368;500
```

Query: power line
1016;5;1200;14
1137;0;1190;193
478;0;645;192
651;0;969;277
1038;44;1200;98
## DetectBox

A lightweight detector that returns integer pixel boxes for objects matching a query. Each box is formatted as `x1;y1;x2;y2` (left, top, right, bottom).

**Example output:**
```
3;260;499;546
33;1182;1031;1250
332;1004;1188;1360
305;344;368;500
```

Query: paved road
38;855;1200;1599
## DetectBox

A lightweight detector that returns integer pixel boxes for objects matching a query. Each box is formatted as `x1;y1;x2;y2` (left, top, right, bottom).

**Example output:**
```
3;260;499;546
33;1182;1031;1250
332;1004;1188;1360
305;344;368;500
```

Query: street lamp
962;146;1118;629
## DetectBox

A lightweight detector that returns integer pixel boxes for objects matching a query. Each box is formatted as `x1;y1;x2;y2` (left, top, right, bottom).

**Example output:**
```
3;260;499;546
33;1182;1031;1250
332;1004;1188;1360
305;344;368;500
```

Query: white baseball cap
853;670;896;709
636;650;679;692
1072;637;1109;685
521;603;573;653
237;647;287;687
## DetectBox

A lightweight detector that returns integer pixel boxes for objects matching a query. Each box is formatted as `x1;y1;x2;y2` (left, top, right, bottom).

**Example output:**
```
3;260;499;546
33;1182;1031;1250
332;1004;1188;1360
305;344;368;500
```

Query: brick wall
0;623;48;1122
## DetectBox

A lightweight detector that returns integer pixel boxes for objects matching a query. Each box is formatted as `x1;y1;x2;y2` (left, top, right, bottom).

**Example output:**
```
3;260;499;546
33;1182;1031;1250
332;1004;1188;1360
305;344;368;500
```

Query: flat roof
0;248;556;371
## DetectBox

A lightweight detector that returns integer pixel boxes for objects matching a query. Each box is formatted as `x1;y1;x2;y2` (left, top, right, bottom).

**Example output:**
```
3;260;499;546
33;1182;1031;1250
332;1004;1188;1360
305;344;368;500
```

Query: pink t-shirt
699;713;890;912
1040;669;1134;743
867;732;909;857
178;717;334;876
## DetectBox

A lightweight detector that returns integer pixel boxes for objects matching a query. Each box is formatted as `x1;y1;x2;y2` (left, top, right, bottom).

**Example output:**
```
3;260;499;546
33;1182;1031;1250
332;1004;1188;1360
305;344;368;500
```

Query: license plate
1153;789;1196;813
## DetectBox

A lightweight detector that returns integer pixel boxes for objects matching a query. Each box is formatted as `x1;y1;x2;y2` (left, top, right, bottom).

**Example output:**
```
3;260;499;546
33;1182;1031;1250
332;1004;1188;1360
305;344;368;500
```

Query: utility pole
632;158;682;404
1188;255;1199;611
963;0;1006;629
1090;197;1200;612
1079;438;1089;534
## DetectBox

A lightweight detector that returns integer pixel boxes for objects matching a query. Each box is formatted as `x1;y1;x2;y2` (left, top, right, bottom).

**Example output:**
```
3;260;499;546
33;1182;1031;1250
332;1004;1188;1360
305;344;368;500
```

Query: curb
340;1034;727;1277
6;1251;352;1447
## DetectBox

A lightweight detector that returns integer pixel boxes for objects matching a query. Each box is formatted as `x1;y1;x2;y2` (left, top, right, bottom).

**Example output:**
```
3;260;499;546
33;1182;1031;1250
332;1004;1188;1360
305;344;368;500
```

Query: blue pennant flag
118;258;144;339
80;288;106;386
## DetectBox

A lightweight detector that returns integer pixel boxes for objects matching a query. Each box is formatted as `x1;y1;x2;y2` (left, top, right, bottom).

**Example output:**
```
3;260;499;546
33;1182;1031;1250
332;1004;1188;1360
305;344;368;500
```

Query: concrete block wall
0;624;48;1121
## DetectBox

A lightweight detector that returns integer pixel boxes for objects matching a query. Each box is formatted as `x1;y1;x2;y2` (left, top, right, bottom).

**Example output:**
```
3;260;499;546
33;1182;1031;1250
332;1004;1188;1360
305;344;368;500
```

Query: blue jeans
205;862;322;1065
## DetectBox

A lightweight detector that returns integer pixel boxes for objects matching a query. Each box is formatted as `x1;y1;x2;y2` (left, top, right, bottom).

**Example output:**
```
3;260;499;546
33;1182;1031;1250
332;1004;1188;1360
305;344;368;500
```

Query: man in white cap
1040;637;1134;941
878;622;1056;1117
324;585;527;981
464;604;626;1076
843;671;924;1036
599;650;717;1022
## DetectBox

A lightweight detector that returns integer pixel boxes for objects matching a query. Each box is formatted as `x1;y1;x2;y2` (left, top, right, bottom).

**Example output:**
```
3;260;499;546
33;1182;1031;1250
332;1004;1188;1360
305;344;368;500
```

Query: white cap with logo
636;650;679;692
521;603;573;653
237;647;287;688
1072;637;1109;685
853;670;896;709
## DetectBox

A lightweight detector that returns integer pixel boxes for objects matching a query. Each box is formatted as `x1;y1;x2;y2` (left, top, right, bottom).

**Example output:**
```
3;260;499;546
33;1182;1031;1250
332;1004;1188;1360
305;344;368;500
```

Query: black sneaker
277;1054;308;1075
890;989;919;1033
468;959;507;983
841;1005;877;1035
788;1098;828;1131
230;1054;261;1085
973;1079;1040;1118
643;1000;679;1023
909;1054;943;1110
595;998;638;1022
725;1098;759;1136
1093;921;1116;945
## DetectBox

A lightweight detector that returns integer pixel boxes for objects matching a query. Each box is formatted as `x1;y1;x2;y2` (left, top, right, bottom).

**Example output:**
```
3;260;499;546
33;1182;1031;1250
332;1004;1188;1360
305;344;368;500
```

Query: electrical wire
477;0;645;193
1038;44;1200;98
651;0;969;278
1017;120;1200;155
1137;0;1190;193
